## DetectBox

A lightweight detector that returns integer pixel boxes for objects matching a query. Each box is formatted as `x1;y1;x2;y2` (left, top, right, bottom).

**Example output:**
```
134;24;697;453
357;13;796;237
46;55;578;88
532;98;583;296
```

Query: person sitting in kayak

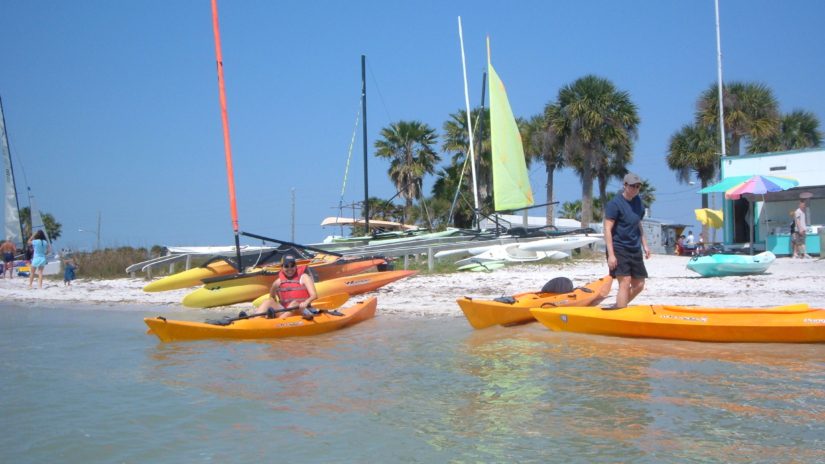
252;254;318;319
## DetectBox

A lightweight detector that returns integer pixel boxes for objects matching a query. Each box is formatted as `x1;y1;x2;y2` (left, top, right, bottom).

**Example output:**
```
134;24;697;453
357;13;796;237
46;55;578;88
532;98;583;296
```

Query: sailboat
0;96;25;251
445;31;584;266
1;97;61;275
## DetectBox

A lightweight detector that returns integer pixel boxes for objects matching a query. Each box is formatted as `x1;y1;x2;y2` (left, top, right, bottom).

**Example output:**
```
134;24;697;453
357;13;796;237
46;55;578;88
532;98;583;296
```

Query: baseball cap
623;172;641;185
281;255;297;266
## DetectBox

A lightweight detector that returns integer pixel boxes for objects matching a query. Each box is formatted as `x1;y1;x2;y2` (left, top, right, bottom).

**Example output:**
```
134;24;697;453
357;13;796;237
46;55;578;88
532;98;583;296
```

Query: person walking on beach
793;199;811;259
1;238;16;278
251;255;318;319
27;230;51;289
63;257;77;286
603;172;651;309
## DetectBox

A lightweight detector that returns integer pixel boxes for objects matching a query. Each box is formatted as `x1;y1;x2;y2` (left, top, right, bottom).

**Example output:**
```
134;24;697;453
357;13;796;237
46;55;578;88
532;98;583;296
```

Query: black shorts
607;247;648;279
3;252;13;263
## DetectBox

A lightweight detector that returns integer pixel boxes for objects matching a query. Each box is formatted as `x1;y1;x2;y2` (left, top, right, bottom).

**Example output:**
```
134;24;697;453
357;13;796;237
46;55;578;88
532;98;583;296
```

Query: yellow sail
488;38;533;212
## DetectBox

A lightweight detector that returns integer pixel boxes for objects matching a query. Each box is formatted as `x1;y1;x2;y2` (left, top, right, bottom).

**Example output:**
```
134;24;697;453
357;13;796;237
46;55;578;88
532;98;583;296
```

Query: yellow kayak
145;297;377;342
531;303;825;343
457;276;612;329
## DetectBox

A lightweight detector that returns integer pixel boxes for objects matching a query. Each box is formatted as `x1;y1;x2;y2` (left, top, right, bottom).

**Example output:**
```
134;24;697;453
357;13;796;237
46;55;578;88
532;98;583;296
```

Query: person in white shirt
685;231;695;245
793;199;811;259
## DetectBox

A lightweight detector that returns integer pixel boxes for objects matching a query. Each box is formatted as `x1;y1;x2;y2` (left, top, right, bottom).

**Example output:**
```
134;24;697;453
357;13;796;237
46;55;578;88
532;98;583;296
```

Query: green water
1;304;823;463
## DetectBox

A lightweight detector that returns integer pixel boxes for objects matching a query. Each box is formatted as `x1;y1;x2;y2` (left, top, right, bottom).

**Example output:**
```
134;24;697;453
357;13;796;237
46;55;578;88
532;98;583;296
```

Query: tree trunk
598;173;608;212
580;162;594;228
545;164;555;226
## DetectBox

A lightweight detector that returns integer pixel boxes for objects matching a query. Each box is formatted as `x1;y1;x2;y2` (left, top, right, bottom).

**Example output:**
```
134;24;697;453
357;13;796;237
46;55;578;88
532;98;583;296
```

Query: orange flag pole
210;0;243;271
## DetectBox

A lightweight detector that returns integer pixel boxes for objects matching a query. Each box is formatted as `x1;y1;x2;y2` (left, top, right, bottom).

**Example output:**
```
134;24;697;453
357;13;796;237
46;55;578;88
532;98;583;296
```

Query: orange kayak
457;276;612;329
531;303;825;343
145;297;377;342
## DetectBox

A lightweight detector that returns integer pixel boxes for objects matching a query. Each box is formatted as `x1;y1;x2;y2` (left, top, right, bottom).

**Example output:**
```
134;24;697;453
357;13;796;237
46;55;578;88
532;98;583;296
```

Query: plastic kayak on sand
530;303;825;343
145;297;377;342
457;276;612;329
686;251;775;277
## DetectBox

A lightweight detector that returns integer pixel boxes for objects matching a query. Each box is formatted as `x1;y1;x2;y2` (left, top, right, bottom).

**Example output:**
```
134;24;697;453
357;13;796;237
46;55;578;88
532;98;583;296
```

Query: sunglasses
625;183;642;189
283;263;296;269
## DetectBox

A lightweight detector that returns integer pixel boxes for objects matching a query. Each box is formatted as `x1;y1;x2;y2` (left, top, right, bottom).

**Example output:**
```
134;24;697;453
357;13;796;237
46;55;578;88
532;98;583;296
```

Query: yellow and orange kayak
145;297;377;342
143;254;381;292
457;276;612;329
181;269;416;308
530;303;825;343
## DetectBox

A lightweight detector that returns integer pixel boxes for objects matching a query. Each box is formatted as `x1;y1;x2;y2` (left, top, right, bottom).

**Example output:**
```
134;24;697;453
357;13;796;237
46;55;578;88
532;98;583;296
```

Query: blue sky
1;0;823;250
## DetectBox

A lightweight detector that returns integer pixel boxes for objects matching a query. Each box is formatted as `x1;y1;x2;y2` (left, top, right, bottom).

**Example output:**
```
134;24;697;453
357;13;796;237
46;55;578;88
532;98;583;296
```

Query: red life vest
277;265;310;307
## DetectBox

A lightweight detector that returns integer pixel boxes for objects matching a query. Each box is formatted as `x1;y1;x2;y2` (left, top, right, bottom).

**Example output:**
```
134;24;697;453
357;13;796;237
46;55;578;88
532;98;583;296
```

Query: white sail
0;97;23;247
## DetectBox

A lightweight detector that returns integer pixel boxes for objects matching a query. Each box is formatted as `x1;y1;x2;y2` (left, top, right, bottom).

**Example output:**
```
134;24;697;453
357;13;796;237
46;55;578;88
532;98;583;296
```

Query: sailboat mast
0;96;25;246
210;0;243;270
714;0;726;158
457;17;481;228
361;55;370;233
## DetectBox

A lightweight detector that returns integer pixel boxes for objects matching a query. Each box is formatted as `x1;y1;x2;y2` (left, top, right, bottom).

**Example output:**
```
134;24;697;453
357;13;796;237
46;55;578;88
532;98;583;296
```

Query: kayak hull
686;251;775;277
531;303;825;343
181;270;416;308
457;276;612;329
145;297;377;342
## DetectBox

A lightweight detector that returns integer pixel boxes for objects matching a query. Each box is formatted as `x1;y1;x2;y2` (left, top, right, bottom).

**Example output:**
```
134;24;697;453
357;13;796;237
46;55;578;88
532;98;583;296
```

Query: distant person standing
63;257;77;286
603;173;651;309
1;238;16;278
793;199;811;259
685;230;695;246
27;230;51;289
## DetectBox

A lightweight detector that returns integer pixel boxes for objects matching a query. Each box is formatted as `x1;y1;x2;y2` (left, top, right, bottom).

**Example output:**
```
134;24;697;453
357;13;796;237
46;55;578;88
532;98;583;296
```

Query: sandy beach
2;254;823;316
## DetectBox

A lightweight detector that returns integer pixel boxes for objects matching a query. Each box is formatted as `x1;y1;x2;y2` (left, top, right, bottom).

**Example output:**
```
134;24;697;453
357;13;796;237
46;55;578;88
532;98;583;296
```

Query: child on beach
63;258;77;286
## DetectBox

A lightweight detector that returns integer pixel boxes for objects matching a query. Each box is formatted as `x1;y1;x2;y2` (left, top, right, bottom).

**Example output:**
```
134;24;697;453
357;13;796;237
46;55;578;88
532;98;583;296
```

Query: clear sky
1;0;823;251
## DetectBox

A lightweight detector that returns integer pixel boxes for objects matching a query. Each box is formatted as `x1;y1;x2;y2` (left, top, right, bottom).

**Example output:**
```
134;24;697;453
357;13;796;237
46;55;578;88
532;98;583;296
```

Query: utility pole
291;188;295;242
96;211;101;250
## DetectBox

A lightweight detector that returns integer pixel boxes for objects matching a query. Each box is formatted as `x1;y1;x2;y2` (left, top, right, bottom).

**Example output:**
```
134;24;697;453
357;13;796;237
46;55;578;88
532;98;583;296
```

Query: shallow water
1;303;823;463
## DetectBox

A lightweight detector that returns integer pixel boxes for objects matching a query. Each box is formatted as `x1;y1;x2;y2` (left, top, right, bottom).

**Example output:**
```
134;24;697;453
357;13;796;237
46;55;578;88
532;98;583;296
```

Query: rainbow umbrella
698;175;799;199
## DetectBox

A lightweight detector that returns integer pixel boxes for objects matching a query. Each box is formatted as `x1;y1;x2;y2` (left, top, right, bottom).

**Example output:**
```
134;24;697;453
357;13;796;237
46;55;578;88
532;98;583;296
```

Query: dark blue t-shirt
604;194;645;251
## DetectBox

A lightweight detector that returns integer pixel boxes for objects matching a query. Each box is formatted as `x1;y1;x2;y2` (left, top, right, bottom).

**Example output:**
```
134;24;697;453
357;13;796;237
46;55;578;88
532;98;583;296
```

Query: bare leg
37;268;44;288
626;277;646;305
28;268;34;288
614;276;632;308
253;297;281;316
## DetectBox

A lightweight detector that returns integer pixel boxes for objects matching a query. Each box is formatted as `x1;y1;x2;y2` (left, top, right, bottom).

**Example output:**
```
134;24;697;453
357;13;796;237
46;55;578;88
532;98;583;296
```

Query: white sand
2;255;823;316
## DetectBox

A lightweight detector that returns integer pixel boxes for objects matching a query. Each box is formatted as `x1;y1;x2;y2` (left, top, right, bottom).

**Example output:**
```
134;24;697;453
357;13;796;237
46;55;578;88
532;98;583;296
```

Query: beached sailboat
145;0;377;337
0;96;25;252
1;97;60;275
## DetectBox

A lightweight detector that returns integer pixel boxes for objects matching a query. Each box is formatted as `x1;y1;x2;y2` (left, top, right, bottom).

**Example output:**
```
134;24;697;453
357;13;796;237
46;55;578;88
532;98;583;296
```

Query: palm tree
522;113;564;225
441;108;492;205
697;81;780;155
19;207;63;242
546;75;639;227
749;110;823;153
666;123;719;240
374;120;441;223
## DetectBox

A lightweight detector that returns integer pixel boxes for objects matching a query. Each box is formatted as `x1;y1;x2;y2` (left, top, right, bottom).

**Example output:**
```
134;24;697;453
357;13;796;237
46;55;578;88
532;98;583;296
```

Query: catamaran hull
181;270;416;308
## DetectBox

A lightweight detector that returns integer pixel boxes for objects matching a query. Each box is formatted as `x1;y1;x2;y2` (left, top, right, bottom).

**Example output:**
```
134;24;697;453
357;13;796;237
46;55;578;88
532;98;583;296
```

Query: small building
642;217;690;255
717;147;824;256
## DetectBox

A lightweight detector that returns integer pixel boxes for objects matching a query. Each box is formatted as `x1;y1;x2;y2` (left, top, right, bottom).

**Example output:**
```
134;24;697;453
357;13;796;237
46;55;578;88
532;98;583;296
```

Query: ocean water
1;303;824;463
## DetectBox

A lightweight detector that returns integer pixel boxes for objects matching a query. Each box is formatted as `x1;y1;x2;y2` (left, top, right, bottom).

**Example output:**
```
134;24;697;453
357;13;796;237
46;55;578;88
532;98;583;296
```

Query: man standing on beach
793;199;811;259
603;172;651;308
1;238;16;278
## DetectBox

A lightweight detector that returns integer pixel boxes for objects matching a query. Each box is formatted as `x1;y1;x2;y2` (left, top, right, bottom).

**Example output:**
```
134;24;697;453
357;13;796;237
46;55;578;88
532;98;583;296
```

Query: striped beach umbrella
698;175;799;199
